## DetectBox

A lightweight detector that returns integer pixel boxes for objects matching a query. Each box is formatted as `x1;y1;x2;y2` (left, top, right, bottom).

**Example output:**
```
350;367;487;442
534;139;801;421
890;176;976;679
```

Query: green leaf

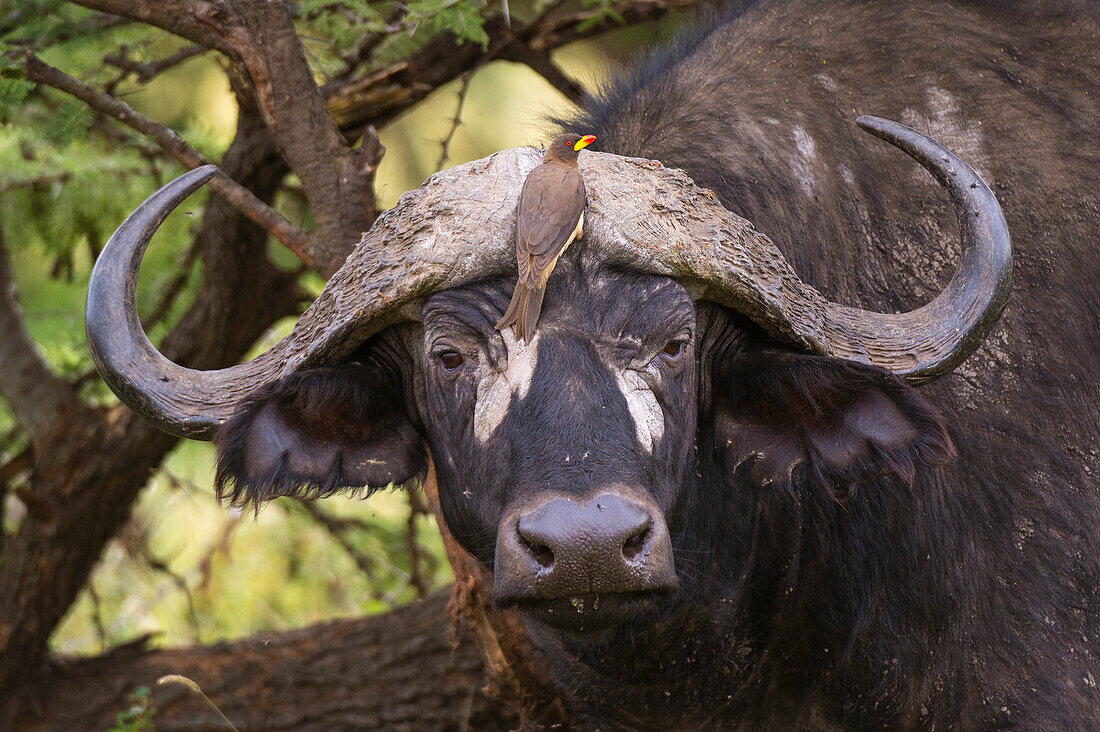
0;75;33;120
414;0;490;48
43;97;93;145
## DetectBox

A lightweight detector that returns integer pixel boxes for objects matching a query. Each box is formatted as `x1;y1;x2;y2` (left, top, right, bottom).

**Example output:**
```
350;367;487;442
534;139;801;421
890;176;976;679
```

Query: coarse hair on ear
214;364;427;507
713;349;956;499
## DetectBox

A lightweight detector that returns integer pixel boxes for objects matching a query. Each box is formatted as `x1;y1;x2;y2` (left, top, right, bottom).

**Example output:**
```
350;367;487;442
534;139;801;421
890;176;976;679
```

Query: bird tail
521;279;546;343
496;282;527;338
496;279;546;343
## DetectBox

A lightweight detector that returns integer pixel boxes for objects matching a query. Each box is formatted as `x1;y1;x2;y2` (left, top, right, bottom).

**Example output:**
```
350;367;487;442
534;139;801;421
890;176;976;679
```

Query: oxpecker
497;133;596;342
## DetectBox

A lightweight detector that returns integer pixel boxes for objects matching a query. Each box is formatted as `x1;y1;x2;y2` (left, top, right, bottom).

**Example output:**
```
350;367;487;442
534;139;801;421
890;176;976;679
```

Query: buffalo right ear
214;365;427;506
711;349;955;497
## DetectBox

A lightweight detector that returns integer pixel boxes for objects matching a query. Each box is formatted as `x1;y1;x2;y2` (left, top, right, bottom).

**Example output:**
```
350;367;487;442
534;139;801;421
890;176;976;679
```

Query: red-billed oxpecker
496;133;596;342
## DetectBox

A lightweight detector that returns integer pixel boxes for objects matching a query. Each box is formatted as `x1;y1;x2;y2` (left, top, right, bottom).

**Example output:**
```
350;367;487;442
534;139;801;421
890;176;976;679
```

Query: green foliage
0;53;34;122
577;0;626;32
297;0;387;50
108;686;156;732
42;96;93;145
410;0;491;47
295;0;491;76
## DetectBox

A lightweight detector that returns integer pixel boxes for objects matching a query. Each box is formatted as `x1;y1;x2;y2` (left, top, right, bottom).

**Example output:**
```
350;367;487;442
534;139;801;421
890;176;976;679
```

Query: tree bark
13;590;523;732
0;233;85;447
423;466;569;728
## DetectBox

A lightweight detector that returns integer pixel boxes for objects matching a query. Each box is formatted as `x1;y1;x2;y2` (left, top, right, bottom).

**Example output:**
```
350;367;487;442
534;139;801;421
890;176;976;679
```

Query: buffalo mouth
506;589;672;633
492;491;680;633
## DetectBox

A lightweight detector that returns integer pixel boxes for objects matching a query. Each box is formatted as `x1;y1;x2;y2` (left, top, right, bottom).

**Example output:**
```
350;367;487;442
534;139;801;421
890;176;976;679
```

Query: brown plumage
496;133;596;342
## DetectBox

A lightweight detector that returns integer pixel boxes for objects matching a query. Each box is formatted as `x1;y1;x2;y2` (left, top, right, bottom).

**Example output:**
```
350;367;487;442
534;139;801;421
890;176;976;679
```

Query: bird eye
662;340;686;358
439;351;464;370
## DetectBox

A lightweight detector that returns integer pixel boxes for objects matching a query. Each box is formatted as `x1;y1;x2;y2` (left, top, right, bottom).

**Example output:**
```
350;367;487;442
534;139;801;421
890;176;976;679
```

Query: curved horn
577;116;1011;382
824;115;1012;381
87;166;294;439
90;119;1009;440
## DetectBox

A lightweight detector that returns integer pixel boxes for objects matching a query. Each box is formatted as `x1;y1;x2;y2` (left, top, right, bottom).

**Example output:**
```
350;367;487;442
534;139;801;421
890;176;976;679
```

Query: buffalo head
86;117;1009;634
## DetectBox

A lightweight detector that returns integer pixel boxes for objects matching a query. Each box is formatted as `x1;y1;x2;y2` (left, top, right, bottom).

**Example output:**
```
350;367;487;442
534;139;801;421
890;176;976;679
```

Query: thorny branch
436;74;472;170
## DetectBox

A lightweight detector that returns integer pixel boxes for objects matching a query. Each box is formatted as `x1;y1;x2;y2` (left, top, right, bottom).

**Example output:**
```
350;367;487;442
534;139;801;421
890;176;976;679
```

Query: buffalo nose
493;492;678;605
517;495;651;570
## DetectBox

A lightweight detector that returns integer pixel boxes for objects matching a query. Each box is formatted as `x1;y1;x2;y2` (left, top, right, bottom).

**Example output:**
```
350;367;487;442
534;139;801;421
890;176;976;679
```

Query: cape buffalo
87;0;1099;727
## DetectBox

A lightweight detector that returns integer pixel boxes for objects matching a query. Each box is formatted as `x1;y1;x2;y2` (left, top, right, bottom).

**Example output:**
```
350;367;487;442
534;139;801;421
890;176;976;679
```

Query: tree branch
14;590;521;730
15;49;322;272
0;229;86;445
0;173;71;195
72;0;381;274
436;74;472;170
498;42;584;102
61;0;233;58
104;44;207;83
0;100;303;706
325;0;701;132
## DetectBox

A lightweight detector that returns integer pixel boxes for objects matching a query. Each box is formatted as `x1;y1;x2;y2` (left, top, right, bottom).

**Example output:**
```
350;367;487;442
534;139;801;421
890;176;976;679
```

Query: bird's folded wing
516;165;586;284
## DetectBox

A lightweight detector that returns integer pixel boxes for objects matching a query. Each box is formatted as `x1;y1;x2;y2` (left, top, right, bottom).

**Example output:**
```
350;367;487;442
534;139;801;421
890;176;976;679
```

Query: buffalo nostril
622;527;650;561
521;536;555;568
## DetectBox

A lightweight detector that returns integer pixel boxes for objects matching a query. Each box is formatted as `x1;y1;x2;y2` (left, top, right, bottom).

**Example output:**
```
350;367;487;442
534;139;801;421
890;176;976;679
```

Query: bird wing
515;163;586;285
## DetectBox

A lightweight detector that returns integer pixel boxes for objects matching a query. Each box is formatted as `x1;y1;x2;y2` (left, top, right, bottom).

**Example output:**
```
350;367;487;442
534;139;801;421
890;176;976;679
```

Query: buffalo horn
86;117;1010;439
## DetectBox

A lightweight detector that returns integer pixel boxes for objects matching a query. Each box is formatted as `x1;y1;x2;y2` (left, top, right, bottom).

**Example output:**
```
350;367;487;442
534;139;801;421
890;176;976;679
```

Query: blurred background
0;0;690;663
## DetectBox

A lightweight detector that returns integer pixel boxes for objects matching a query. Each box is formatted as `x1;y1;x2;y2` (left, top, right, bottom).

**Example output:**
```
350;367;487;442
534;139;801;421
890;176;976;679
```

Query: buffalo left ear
712;350;955;495
214;365;427;506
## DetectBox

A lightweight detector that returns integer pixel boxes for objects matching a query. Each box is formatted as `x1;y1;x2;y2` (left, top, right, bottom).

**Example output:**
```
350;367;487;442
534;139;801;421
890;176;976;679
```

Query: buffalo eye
439;351;464;371
661;340;686;358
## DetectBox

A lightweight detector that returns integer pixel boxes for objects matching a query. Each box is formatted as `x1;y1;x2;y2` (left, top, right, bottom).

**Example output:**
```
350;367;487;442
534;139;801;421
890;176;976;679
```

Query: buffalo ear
713;350;955;495
214;365;426;506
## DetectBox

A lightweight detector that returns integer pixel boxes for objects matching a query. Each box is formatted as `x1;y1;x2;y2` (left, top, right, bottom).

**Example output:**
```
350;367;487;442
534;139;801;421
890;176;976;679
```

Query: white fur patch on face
473;330;540;443
616;369;664;453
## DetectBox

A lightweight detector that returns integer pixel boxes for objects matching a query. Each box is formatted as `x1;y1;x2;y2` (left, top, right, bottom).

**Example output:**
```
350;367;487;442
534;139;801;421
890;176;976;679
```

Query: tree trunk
13;590;523;732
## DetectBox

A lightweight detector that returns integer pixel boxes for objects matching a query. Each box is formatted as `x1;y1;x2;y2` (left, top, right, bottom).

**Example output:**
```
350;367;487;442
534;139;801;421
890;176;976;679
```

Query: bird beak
574;135;596;151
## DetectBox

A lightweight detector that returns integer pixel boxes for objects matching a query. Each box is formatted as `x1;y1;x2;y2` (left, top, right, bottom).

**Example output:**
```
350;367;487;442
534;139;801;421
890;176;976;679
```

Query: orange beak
574;134;596;151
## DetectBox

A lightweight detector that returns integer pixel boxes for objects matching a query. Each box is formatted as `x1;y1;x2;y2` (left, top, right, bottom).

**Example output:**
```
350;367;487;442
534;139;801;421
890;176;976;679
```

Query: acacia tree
0;1;698;726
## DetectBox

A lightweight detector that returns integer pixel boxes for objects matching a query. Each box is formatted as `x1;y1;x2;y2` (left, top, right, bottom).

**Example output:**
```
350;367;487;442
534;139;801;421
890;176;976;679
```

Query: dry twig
436;74;473;170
